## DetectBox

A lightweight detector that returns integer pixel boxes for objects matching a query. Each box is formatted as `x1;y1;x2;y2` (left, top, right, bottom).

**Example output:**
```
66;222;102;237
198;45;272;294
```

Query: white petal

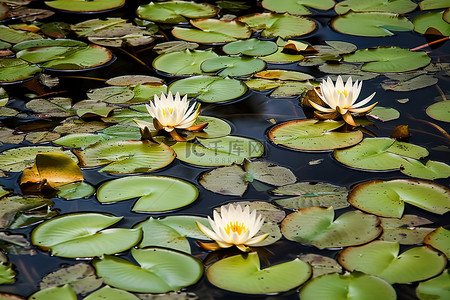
351;92;376;109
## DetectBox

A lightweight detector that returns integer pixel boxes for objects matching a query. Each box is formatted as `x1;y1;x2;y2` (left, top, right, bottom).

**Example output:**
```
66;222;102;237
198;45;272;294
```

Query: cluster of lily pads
0;0;449;299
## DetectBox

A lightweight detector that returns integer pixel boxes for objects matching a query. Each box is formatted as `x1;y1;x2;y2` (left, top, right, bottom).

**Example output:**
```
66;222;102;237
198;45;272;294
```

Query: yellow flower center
224;221;247;235
162;108;174;118
337;90;348;97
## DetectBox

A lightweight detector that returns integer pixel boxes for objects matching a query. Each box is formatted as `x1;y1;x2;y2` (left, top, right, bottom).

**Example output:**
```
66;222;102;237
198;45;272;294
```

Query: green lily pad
44;0;125;13
29;284;76;300
260;46;304;64
207;252;311;294
335;0;417;14
343;47;431;73
31;213;142;258
416;269;450;300
318;63;379;80
419;0;450;10
84;286;139;300
0;57;41;84
0;146;77;173
0;25;42;44
400;158;450;180
245;78;313;97
349;179;450;218
97;175;198;213
0;254;15;284
201;56;266;77
381;74;438;91
333;138;429;171
133;215;210;253
238;13;317;39
153;49;218;76
152;41;199;54
171;136;263;167
223;38;278;56
331;12;413;37
168;75;247;103
262;0;335;15
273;182;349;210
77;140;175;174
136;1;218;23
281;207;381;249
87;86;134;104
184;115;232;139
300;272;396;300
268;119;363;151
93;248;203;293
338;241;447;283
424;227;450;257
367;107;400;122
172;19;251;44
426;101;450;122
56;182;95;200
413;11;450;36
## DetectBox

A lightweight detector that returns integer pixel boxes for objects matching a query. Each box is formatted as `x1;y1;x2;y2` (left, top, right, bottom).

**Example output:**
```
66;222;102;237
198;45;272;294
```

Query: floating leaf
206;252;311;294
0;57;41;84
273;182;349;210
39;263;103;296
87;86;135;104
381;74;438;91
348;179;450;218
172;136;263;167
335;0;417;14
414;11;450;36
28;284;76;300
134;215;210;253
136;1;218;23
281;207;381;249
260;46;304;64
97;175;198;213
223;38;278;56
426;101;450;122
400;158;450;180
153;49;218;76
300;272;396;300
152;41;199;54
56;182;95;200
424;227;450;257
201;56;265;77
318;63;378;80
0;254;15;284
268;119;363;151
367;107;400;122
338;241;447;283
298;254;342;278
262;0;335;15
44;0;125;13
172;19;251;44
255;70;314;81
419;0;450;10
84;286;139;300
416;269;450;300
31;213;142;258
379;215;435;245
0;25;42;44
26;97;72;117
93;248;203;293
168;75;247;103
238;13;317;39
77;140;175;174
343;47;431;73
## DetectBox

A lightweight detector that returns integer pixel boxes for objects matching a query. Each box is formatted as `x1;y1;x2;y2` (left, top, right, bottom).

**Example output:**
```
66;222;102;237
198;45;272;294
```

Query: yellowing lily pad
206;252;311;294
97;175;198;213
338;241;447;283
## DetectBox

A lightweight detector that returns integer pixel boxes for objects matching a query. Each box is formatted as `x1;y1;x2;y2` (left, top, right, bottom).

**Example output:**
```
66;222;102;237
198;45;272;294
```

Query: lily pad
93;248;203;293
0;57;41;84
268;119;363;152
201;56;266;77
379;214;435;245
262;0;335;15
171;136;263;167
298;254;342;278
255;70;314;81
333;138;429;171
26;97;72;118
31;213;142;258
0;196;55;229
44;0;125;13
153;49;218;76
168;75;247;103
223;38;278;56
335;0;417;14
84;286;139;300
0;146;78;173
338;241;447;283
400;158;450;180
260;46;304;64
281;207;381;249
349;179;450;218
133;215;210;253
381;74;438;92
413;11;450;36
273;182;349;210
172;19;251;44
300;272;396;300
97;175;199;213
56;182;95;200
136;1;218;23
237;13;317;39
206;252;311;294
426;101;450;122
77;140;175;174
87;86;135;104
419;0;450;10
424;227;450;257
0;25;42;44
343;47;431;73
367;107;400;122
29;284;76;300
416;269;450;300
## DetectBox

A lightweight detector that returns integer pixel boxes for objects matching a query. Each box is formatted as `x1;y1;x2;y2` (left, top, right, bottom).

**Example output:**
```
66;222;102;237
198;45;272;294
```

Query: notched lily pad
424;227;450;257
0;57;41;85
416;269;450;300
153;49;218;76
201;56;266;77
223;38;278;56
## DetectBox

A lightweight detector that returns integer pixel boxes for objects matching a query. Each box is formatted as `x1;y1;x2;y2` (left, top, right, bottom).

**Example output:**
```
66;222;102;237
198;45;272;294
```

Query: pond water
0;0;449;299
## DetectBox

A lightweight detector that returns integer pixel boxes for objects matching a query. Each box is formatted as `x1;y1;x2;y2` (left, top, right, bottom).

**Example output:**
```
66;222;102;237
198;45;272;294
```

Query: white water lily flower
196;204;269;252
146;91;200;133
309;75;377;126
